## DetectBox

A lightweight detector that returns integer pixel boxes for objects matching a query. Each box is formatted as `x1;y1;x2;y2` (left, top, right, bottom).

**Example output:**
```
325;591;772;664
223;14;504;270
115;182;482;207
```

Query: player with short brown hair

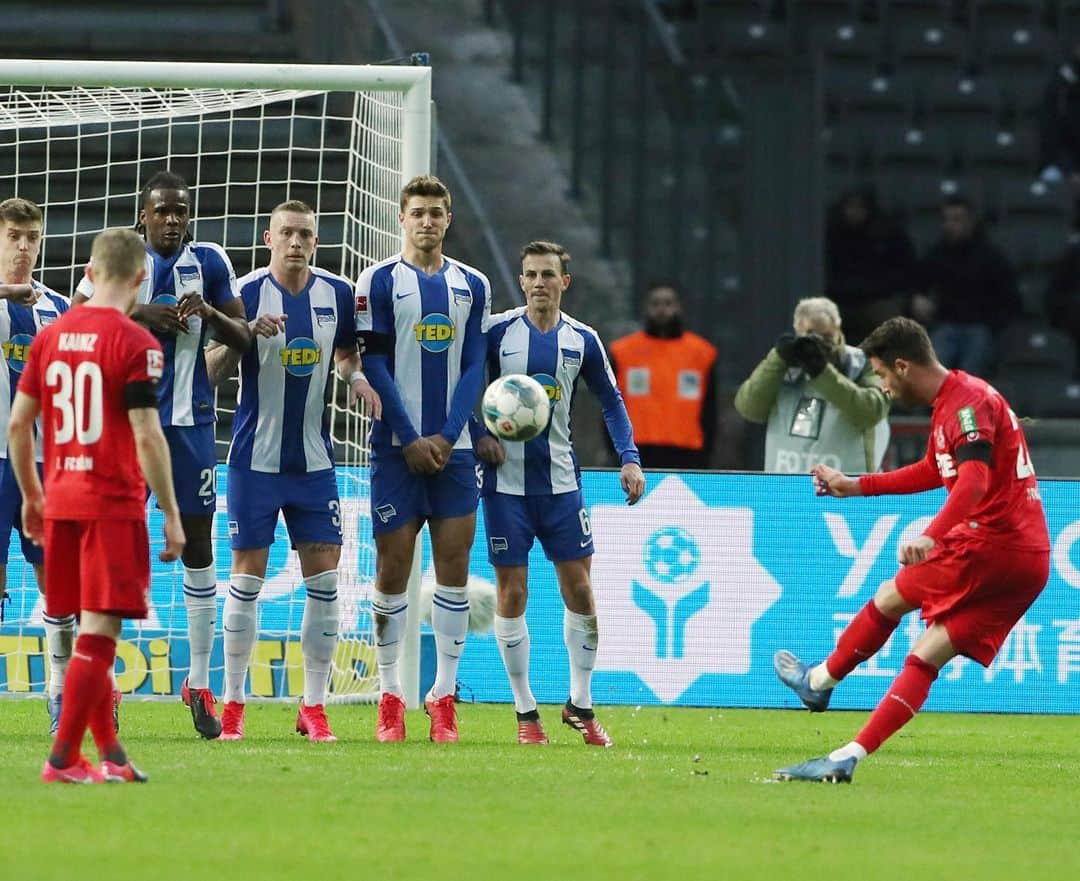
773;316;1050;782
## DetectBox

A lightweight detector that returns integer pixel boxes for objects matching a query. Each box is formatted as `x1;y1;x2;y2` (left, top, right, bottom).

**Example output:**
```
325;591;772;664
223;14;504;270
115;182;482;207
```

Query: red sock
825;600;900;681
854;654;939;755
88;676;124;764
49;633;116;768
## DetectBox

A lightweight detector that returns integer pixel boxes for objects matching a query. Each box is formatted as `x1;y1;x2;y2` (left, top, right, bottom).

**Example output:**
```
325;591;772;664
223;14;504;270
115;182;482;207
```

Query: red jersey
928;370;1049;551
17;306;163;521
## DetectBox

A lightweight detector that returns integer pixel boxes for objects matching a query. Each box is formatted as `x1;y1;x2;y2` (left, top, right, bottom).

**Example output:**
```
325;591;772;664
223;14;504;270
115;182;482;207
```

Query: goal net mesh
0;82;410;703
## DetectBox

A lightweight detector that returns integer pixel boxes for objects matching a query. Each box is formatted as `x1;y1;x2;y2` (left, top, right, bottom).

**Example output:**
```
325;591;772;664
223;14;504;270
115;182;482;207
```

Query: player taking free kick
10;227;185;783
773;317;1050;783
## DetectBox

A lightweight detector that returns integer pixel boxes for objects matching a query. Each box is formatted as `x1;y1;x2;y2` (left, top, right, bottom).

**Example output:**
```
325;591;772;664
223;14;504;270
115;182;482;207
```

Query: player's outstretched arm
811;464;863;497
129;407;186;562
856;453;943;497
7;391;44;545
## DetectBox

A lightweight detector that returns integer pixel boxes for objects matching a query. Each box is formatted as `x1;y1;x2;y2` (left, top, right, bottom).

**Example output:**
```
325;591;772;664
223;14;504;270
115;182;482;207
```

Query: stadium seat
874;124;952;177
924;74;1003;134
993;370;1080;415
997;320;1078;373
976;26;1056;99
970;0;1043;34
790;0;864;33
877;0;955;29
960;126;1038;175
718;18;793;60
823;123;875;180
828;70;918;127
889;23;972;76
998;178;1073;229
811;22;884;76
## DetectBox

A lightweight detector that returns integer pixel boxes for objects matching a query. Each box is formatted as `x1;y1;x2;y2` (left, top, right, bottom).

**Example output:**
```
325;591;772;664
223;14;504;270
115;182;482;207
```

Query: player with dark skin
73;184;249;576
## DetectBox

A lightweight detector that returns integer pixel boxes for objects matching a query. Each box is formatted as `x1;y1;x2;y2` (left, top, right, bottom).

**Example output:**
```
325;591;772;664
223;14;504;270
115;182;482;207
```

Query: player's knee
873;579;909;619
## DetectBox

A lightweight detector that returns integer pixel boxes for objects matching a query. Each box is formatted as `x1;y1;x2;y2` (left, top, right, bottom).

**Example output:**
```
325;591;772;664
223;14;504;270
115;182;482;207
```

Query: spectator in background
910;196;1019;379
1045;240;1080;355
825;188;917;345
608;283;717;469
734;296;890;474
1038;41;1080;187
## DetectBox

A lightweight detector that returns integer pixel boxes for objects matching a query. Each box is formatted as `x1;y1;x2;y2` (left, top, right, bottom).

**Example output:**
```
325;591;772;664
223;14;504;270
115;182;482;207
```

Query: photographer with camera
734;297;890;474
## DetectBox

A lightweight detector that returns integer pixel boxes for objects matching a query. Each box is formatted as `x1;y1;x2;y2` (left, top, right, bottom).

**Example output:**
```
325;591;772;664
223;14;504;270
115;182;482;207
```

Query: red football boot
424;693;459;743
181;677;223;739
376;692;406;742
219;701;245;741
41;757;104;784
561;701;613;747
296;703;338;743
101;760;149;783
516;711;549;745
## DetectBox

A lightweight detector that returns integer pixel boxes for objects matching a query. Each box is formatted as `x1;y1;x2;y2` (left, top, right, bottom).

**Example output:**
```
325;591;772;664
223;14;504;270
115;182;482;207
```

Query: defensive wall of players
2;469;1080;713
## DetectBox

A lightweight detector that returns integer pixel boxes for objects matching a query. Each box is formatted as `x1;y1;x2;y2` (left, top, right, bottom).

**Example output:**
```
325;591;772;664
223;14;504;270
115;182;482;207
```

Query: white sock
43;613;75;699
301;570;339;707
223;574;263;704
495;614;535;713
183;564;217;690
372;589;407;697
564;609;598;709
828;742;868;763
809;662;839;692
430;583;468;700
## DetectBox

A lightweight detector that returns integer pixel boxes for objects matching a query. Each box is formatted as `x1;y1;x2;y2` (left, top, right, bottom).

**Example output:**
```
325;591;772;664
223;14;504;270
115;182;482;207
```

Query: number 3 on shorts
328;499;342;532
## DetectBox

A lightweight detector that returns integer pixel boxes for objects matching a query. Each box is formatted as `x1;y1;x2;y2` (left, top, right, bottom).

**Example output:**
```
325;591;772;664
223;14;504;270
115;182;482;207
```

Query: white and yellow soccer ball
482;373;552;442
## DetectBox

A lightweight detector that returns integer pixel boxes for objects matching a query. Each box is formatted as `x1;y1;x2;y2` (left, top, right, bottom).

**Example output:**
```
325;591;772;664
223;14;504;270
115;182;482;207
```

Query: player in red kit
8;227;185;784
772;316;1050;783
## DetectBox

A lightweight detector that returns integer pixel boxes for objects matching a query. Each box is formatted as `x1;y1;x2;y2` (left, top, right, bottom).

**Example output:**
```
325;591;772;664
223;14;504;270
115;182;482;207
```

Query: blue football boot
774;755;857;783
773;650;832;712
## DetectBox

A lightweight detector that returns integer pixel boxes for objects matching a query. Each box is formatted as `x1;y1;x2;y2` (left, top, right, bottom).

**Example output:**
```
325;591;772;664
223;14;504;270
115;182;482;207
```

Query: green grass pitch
3;700;1078;881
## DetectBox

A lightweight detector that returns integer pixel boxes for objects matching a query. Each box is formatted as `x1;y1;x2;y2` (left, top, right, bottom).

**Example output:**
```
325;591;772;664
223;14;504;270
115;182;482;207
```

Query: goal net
0;59;431;704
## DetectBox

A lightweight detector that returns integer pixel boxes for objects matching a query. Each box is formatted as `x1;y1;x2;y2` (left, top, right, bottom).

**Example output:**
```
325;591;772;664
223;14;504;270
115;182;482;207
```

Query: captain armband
356;331;391;357
955;439;992;464
124;380;159;409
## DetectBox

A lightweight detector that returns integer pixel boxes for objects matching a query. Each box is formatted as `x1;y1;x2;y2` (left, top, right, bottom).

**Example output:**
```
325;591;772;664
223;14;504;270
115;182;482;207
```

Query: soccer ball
644;527;701;584
482;374;551;442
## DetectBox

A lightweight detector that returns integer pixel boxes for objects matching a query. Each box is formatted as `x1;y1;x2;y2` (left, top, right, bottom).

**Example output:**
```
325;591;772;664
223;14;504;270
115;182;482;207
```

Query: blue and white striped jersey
228;267;355;474
483;307;640;496
0;283;70;460
355;255;490;452
77;241;239;427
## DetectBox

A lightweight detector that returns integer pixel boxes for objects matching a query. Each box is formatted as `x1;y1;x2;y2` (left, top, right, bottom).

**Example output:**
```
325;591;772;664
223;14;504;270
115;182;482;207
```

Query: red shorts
894;535;1049;666
44;519;150;619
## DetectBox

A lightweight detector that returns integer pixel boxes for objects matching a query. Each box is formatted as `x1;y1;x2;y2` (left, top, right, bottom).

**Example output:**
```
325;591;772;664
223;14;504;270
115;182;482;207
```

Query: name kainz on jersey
58;333;98;352
58;455;94;471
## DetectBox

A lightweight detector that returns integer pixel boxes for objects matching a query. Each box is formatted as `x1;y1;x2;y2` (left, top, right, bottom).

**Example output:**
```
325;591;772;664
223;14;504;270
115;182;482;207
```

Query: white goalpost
0;59;430;706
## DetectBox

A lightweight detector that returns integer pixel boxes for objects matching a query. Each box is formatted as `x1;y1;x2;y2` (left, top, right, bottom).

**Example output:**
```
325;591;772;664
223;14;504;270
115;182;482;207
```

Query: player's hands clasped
138;302;188;335
177;292;211;322
811;464;862;497
621;462;645;505
349;376;382;420
476;435;505;466
250;313;287;338
899;535;935;566
160;513;186;563
403;437;444;474
0;283;39;306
